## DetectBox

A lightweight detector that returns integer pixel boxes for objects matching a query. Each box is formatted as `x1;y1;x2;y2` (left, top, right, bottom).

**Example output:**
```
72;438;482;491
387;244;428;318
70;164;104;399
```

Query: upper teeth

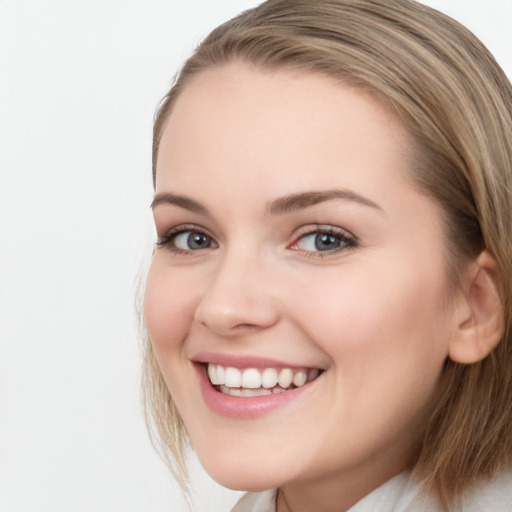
207;364;320;390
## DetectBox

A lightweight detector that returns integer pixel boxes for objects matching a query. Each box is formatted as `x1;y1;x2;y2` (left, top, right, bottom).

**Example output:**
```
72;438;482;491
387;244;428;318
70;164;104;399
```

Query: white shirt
231;469;512;511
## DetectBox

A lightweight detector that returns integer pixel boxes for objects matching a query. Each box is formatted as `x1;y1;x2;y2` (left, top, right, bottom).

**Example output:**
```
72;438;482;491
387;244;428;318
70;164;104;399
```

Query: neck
275;458;409;512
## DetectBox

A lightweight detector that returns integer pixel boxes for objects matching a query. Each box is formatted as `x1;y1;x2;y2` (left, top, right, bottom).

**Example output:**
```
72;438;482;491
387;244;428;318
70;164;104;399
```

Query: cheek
281;260;452;452
286;257;451;373
144;261;198;354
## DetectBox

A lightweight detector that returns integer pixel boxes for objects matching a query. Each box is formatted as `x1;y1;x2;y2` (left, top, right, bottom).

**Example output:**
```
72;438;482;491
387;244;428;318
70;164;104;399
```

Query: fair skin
145;63;479;511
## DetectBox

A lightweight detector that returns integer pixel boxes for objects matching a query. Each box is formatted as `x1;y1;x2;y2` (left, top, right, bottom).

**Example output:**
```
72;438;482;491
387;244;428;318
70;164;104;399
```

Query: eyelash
289;225;358;257
156;224;358;257
156;225;217;255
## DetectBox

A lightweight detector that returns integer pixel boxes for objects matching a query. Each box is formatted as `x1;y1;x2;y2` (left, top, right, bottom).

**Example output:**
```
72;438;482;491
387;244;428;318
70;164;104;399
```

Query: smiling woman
141;1;512;511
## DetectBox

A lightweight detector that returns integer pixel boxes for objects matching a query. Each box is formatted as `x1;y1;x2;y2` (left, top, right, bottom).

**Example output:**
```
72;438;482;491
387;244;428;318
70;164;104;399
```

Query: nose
194;250;280;336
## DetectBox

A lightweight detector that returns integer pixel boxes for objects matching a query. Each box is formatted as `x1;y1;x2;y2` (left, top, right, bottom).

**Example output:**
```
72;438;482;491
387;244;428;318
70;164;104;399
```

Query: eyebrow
151;192;209;215
266;189;382;215
151;188;381;215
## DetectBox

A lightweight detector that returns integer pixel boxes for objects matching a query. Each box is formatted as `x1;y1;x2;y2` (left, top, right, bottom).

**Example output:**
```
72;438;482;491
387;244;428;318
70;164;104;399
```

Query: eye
157;227;217;253
173;231;215;250
290;227;357;255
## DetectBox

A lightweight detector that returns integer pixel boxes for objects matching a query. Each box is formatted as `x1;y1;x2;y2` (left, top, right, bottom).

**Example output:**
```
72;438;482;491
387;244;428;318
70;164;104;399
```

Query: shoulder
349;469;512;511
460;468;512;511
404;469;512;512
230;489;277;512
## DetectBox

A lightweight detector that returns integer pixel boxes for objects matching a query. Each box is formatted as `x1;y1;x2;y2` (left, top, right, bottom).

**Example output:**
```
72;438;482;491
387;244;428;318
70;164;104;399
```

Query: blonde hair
144;0;512;505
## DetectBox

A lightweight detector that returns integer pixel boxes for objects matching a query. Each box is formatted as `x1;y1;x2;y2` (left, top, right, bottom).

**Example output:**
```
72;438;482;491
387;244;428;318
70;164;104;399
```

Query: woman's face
145;64;462;494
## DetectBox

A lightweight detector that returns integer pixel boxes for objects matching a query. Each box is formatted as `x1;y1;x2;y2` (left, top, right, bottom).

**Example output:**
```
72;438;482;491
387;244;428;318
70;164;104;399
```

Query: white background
0;1;510;511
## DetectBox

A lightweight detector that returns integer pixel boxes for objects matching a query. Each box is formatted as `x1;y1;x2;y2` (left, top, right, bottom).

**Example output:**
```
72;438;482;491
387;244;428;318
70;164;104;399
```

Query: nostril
194;299;279;335
232;323;264;332
192;262;281;335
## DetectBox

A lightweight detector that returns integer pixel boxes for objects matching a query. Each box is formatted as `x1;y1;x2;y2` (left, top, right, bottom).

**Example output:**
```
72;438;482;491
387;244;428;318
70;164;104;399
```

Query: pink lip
194;363;319;419
191;351;315;370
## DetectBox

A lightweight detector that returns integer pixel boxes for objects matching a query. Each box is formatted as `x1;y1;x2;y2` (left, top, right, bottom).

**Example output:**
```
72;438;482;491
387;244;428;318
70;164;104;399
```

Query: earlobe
448;251;504;365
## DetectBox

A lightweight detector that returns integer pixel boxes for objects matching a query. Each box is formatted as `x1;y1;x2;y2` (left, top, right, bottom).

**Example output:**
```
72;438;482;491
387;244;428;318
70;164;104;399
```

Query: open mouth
206;363;323;397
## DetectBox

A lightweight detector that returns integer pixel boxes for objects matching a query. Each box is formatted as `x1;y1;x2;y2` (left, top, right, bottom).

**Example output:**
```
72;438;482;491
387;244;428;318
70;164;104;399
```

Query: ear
448;251;504;364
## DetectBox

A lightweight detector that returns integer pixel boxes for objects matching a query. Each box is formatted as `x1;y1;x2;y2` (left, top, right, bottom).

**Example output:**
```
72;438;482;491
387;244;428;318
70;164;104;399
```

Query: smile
207;364;321;397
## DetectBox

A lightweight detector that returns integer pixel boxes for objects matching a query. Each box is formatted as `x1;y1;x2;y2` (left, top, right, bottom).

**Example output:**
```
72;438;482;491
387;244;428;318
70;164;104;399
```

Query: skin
145;63;470;511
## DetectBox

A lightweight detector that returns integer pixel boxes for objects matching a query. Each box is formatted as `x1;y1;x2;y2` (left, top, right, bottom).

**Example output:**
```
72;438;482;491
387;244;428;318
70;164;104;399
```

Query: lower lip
195;365;316;419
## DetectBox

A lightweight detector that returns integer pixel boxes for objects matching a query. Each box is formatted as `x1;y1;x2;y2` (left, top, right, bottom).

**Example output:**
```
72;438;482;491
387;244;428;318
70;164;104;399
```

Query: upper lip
190;351;323;370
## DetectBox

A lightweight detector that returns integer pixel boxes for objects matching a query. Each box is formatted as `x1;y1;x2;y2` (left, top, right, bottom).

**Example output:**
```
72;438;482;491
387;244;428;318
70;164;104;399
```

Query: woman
142;0;512;510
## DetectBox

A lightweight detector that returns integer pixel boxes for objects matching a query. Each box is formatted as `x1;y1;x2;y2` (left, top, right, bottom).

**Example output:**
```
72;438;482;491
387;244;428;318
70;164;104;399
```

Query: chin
209;473;280;493
198;451;290;492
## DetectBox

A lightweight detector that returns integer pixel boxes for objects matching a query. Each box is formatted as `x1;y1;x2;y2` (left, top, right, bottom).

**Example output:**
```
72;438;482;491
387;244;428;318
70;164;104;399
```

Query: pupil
315;233;341;251
188;233;209;249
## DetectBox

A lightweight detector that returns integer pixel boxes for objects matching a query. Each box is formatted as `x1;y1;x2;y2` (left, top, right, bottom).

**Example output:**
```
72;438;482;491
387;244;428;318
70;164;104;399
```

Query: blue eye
293;228;356;254
157;228;217;252
174;231;215;250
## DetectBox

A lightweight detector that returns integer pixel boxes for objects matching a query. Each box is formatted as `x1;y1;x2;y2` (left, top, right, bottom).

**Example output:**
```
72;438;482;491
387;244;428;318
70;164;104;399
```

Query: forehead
155;63;412;205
